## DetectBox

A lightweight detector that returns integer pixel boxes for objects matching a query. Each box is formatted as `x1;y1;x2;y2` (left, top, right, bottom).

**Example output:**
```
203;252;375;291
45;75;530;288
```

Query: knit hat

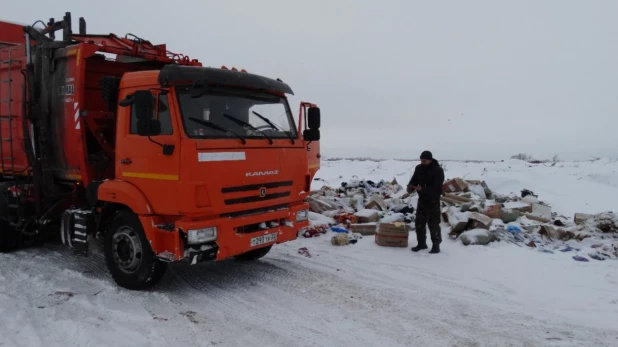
420;151;433;160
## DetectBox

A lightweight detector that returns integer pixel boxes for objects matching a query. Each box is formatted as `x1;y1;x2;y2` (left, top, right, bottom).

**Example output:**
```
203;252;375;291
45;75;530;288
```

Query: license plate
250;233;277;247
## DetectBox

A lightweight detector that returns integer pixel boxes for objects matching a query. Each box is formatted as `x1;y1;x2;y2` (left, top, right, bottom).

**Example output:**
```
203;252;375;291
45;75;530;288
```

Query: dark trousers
415;199;442;245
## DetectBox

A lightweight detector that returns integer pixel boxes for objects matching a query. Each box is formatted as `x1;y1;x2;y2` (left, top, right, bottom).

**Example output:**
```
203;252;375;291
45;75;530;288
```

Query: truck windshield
176;86;297;140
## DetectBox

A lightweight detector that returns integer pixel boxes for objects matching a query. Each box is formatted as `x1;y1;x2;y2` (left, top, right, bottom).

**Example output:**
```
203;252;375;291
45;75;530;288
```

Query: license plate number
250;233;277;247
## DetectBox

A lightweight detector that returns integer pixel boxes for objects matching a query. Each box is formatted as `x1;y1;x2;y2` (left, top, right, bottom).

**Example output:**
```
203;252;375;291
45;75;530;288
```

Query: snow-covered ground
1;159;618;347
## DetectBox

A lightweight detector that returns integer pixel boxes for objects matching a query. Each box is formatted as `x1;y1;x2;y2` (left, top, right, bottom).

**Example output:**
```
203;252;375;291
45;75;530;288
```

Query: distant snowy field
1;159;618;347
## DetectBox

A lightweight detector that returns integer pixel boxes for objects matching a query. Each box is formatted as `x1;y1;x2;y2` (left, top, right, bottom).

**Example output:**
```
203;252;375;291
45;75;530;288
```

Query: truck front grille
224;192;290;205
221;204;289;219
221;180;293;206
221;180;293;193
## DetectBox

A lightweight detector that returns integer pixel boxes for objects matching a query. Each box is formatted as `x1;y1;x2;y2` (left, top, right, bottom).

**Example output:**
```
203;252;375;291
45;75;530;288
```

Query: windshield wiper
251;111;295;144
223;113;273;145
188;117;246;145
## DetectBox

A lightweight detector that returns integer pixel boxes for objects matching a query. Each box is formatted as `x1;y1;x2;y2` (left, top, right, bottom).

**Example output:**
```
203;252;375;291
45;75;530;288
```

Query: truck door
115;91;181;214
300;103;321;181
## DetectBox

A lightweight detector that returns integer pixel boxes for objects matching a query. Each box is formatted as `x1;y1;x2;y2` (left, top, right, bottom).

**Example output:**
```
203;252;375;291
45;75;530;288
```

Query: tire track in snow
1;242;617;346
164;259;408;347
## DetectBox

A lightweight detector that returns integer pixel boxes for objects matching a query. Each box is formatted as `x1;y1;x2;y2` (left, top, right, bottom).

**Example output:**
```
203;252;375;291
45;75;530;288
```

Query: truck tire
234;245;272;261
0;190;19;253
104;210;167;290
0;220;19;253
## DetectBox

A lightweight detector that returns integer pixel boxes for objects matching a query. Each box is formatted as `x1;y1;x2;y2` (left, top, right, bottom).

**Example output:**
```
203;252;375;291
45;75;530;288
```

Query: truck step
2;175;15;179
0;99;12;103
0;79;11;83
7;204;19;209
2;157;14;160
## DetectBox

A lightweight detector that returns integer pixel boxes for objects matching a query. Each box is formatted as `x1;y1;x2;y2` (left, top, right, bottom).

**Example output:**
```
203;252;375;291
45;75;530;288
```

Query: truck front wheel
104;210;167;290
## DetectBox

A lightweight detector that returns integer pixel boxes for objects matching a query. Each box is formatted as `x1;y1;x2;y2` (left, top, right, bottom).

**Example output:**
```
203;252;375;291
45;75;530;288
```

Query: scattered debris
54;291;74;298
303;225;329;238
521;189;537;198
589;252;609;261
181;311;199;324
572;255;589;262
298;247;312;258
331;226;348;233
350;223;377;236
585;212;618;233
331;233;349;246
460;229;498;246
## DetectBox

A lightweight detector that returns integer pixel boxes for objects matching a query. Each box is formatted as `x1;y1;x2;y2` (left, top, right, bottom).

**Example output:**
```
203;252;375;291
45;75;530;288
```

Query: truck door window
130;94;173;135
157;95;173;135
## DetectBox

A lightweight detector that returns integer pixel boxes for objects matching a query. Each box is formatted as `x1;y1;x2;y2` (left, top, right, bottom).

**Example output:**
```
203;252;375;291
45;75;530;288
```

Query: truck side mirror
133;90;154;120
307;107;321;129
303;128;320;141
118;96;133;107
137;119;162;136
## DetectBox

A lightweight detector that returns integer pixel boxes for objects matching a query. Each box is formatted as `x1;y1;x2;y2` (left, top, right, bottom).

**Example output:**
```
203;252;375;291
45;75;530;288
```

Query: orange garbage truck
0;12;322;289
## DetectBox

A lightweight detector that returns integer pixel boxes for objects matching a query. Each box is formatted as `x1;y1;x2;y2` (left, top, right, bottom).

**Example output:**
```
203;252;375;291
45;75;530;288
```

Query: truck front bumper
149;202;310;263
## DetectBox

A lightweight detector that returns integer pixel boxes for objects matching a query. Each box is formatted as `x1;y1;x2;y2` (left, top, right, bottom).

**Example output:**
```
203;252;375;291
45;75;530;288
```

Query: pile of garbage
305;175;618;261
305;176;418;246
435;177;618;261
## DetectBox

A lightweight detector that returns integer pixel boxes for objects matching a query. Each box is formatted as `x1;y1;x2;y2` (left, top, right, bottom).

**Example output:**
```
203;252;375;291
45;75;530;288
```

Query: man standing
407;151;445;254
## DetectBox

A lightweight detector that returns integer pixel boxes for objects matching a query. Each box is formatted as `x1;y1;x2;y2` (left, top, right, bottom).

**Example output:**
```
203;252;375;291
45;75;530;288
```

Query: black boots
429;244;440;254
411;244;428;252
411;243;440;253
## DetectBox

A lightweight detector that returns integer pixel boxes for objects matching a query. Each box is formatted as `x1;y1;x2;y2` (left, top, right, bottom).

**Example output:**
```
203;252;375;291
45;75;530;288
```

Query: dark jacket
408;159;445;202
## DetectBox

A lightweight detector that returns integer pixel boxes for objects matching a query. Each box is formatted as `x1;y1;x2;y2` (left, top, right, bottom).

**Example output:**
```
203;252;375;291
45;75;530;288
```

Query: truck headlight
187;227;217;245
296;209;308;222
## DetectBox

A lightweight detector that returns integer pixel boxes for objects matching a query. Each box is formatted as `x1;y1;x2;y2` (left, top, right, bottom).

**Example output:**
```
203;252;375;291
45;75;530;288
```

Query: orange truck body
0;13;321;288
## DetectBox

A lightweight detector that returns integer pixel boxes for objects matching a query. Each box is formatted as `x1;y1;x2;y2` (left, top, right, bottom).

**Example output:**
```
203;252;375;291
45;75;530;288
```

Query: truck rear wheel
104;210;167;290
234;245;272;261
0;190;19;253
0;220;19;253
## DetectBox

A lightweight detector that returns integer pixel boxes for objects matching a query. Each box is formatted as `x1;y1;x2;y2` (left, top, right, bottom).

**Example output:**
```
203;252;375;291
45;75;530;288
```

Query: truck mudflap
143;202;310;263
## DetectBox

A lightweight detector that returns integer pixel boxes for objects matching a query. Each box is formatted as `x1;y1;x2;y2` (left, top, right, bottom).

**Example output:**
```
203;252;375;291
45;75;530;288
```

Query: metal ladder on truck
0;46;24;226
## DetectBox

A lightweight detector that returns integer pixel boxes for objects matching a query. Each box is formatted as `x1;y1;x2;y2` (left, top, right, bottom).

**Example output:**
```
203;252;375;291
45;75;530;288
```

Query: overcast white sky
4;0;617;161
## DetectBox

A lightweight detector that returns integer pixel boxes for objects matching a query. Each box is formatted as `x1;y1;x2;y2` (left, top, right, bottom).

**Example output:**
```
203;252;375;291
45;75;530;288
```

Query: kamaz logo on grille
246;170;279;177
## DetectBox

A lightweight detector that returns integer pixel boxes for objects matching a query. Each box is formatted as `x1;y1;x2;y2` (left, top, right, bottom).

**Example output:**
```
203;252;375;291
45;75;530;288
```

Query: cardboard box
482;203;503;219
503;201;532;213
443;178;469;193
538;225;559;240
531;203;552;219
375;223;410;247
365;195;388;211
350;223;377;236
354;209;380;223
443;207;471;233
574;213;594;225
468;212;493;230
